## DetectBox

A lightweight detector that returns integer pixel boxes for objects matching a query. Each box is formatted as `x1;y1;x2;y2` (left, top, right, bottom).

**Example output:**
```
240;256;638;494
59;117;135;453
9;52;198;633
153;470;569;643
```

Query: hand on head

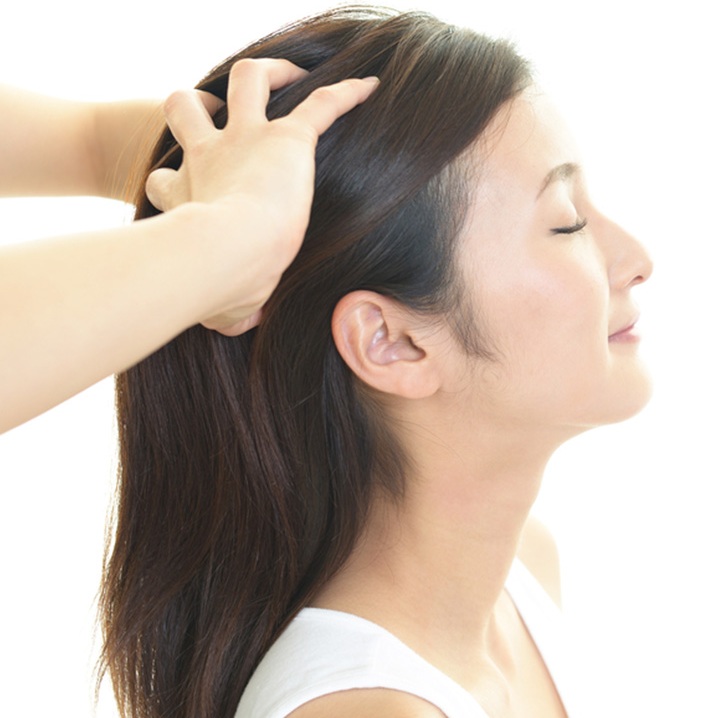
145;58;379;336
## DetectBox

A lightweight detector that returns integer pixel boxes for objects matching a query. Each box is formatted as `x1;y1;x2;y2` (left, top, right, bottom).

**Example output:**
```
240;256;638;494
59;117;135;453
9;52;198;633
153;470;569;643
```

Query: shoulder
287;689;446;718
517;515;562;607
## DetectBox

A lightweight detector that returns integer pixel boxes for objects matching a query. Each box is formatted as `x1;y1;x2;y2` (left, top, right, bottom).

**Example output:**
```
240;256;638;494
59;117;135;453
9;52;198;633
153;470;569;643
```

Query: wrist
151;202;246;323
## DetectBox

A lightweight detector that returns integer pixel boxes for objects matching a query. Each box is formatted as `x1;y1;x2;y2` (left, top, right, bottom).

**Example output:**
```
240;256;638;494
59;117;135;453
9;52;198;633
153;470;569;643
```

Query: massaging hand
145;59;378;335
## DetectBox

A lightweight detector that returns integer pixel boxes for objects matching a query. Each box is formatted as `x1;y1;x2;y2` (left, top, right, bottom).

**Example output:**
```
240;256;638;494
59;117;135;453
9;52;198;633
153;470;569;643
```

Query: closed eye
551;218;588;235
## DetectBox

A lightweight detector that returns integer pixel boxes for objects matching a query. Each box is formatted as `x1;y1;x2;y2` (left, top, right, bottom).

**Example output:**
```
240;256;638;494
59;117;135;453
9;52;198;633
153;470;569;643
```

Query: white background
1;1;718;716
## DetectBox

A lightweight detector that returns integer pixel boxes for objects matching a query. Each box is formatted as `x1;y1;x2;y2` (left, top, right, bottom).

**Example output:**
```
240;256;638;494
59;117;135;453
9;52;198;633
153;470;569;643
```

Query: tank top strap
235;605;488;717
504;559;577;716
235;558;573;717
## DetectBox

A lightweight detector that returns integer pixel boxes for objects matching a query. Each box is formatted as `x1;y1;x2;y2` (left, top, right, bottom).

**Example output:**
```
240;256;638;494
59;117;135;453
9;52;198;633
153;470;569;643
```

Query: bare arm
0;61;378;433
0;206;228;432
288;689;446;718
0;83;160;199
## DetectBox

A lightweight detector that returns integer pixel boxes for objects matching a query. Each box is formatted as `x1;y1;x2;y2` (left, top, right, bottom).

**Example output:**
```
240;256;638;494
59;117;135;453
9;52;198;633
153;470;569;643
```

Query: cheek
492;260;608;362
476;284;603;428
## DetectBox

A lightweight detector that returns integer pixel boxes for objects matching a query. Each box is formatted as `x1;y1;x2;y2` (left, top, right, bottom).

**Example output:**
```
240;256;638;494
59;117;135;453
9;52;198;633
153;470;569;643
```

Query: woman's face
448;88;653;435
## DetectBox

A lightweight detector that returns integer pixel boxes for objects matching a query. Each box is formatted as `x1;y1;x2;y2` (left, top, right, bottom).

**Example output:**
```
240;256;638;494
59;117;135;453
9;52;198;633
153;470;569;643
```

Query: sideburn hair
100;7;531;718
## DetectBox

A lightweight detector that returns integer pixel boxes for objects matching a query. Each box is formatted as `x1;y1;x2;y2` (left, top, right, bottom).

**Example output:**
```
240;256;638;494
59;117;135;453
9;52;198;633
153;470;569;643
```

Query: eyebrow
536;162;581;199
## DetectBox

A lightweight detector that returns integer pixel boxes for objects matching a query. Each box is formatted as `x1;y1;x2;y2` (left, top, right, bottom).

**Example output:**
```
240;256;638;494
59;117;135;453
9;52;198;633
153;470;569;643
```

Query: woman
102;7;652;717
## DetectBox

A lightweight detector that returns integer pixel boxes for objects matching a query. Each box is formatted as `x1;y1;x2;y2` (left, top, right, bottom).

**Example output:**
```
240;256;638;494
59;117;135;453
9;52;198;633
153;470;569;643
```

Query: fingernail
362;76;380;85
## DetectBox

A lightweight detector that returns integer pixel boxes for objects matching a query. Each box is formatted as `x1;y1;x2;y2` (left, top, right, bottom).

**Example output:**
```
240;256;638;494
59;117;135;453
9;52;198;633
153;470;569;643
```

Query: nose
601;216;654;290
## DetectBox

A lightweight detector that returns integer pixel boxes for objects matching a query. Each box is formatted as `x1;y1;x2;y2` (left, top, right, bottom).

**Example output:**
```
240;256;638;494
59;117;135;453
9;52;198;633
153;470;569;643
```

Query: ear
331;291;441;399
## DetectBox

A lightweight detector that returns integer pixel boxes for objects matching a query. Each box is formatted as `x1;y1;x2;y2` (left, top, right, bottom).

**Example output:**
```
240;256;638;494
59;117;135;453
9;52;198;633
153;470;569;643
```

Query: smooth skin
289;89;652;717
0;83;159;199
0;60;378;433
288;519;561;718
289;517;561;718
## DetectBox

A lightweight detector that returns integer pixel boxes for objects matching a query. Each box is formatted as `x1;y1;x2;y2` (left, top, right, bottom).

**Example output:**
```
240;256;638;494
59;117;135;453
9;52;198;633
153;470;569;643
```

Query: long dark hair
101;7;530;718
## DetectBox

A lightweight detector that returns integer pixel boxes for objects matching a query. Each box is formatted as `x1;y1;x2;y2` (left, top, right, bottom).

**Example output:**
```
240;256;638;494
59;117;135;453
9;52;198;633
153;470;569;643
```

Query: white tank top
235;559;576;717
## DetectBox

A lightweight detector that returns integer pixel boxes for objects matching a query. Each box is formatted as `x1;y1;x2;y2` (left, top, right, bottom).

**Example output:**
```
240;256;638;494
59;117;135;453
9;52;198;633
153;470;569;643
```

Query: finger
195;89;225;117
202;308;263;336
145;167;177;212
287;77;379;137
225;58;308;126
163;89;219;147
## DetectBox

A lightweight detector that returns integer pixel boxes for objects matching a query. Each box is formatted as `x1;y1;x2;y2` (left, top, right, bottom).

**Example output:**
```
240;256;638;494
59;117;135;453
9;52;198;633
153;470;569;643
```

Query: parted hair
101;6;530;718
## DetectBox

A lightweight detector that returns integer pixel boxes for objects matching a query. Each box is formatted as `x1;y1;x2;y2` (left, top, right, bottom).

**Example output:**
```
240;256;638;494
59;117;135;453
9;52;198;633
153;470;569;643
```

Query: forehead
455;89;585;263
476;88;581;194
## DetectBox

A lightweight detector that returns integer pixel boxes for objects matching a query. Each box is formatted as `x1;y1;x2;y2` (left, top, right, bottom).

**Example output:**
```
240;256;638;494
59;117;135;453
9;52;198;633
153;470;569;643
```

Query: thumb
202;308;264;336
145;167;181;212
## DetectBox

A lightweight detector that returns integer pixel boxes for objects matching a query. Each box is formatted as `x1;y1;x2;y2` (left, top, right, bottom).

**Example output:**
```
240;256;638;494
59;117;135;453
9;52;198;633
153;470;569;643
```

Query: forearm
0;84;160;199
0;64;378;433
92;98;163;200
0;205;219;433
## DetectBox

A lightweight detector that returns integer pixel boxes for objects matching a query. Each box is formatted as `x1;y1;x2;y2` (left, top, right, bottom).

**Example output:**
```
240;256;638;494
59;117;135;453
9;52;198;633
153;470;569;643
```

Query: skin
0;83;159;199
292;89;653;717
0;61;378;433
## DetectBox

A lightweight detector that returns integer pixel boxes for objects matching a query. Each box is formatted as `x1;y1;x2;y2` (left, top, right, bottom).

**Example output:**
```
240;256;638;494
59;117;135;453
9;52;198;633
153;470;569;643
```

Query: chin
553;360;653;436
588;363;654;428
615;356;654;417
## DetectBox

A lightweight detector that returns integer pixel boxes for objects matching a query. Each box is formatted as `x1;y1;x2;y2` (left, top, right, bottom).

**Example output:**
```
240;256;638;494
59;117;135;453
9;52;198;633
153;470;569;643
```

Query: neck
312;424;561;693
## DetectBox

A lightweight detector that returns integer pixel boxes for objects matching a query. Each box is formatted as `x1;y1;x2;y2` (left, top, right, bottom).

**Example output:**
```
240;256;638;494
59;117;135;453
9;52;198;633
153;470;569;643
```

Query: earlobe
332;291;439;399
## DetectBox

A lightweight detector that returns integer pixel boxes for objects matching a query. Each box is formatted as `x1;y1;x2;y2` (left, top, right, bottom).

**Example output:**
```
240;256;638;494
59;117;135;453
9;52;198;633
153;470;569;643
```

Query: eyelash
551;218;588;235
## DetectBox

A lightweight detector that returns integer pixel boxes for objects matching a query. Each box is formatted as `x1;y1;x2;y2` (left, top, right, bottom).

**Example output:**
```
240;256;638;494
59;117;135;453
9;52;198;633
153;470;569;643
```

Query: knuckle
310;85;339;103
163;90;189;114
145;168;178;211
230;57;259;79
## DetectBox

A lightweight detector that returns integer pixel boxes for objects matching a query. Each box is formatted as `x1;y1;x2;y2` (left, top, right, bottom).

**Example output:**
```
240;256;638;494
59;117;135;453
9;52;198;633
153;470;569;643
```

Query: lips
609;315;640;342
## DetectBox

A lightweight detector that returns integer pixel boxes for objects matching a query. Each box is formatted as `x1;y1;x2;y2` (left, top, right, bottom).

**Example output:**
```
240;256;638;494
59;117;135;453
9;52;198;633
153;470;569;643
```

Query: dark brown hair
101;7;530;718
